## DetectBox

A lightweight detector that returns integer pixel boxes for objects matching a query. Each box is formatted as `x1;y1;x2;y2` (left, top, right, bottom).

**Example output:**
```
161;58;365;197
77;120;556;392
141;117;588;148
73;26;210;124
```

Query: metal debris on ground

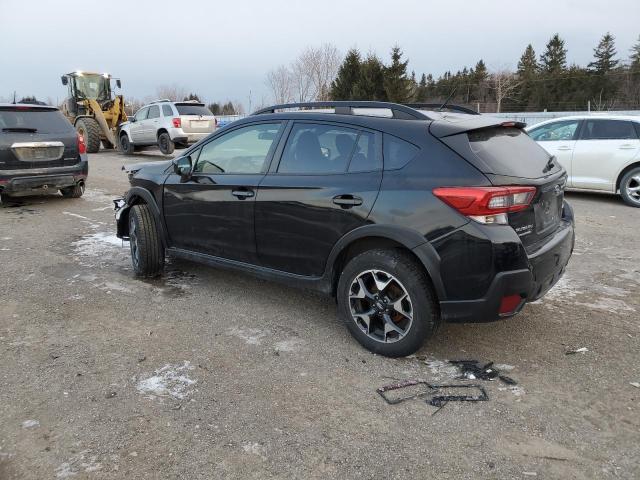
565;347;588;355
427;384;488;408
449;360;518;386
377;380;488;412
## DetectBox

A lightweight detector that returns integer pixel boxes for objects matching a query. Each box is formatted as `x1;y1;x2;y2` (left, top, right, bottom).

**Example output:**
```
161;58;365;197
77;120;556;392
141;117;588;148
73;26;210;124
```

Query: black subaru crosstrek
115;101;574;357
0;103;88;201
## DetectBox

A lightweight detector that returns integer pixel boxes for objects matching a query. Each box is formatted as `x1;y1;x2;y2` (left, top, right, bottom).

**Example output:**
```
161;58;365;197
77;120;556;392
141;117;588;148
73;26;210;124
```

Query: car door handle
619;144;636;149
231;189;255;199
557;146;572;151
333;195;363;208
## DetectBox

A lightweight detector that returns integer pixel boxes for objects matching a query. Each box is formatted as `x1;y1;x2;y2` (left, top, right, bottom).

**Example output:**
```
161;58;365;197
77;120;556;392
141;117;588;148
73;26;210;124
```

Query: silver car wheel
348;269;413;343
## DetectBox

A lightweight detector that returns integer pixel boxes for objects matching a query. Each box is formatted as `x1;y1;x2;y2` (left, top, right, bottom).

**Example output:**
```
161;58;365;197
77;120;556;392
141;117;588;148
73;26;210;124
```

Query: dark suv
0;104;88;201
115;102;574;357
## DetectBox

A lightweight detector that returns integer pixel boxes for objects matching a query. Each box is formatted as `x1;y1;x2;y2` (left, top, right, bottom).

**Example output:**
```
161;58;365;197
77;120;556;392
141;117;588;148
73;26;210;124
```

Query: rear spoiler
429;116;527;138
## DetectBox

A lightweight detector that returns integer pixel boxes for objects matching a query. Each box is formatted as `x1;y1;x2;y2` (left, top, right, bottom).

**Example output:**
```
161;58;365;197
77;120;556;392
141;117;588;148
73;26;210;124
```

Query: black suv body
115;102;574;357
0;104;88;200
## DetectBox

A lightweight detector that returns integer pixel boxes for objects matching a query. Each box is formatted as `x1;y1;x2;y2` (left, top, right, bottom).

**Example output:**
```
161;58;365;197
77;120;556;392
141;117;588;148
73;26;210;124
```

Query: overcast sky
1;0;639;109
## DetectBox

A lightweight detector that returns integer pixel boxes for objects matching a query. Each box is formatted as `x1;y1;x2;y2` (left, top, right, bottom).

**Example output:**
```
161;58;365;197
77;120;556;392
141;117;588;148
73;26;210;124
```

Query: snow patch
72;232;123;257
55;450;102;478
274;338;304;352
228;327;268;345
575;297;635;313
22;419;39;429
242;442;266;458
137;361;197;400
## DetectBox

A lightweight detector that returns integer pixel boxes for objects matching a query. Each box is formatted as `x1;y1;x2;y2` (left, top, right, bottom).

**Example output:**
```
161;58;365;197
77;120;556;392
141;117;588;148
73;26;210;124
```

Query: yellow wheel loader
60;71;127;153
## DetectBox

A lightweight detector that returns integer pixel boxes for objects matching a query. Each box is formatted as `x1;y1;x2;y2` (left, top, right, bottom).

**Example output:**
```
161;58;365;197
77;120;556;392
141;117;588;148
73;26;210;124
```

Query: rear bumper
0;159;88;195
168;128;211;144
439;205;575;323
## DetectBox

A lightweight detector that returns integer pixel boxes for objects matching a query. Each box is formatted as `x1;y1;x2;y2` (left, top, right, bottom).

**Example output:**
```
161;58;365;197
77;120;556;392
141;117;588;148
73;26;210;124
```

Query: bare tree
155;84;188;102
490;70;521;113
265;43;342;104
266;65;295;104
290;56;314;102
306;43;342;101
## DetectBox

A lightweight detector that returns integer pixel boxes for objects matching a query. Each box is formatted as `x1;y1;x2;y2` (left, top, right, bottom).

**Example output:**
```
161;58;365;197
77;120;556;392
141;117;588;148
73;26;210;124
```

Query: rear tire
620;167;640;207
337;249;440;357
60;182;85;198
76;118;101;153
158;132;175;155
119;133;134;155
101;139;114;150
128;204;165;277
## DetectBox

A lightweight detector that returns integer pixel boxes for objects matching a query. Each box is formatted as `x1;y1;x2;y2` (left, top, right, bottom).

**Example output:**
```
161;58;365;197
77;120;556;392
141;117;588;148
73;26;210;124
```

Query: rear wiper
2;127;37;133
543;156;556;173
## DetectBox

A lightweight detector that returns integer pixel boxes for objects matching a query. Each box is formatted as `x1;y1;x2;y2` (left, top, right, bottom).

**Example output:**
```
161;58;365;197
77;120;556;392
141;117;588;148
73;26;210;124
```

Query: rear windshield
467;127;558;179
0;108;73;134
175;104;213;116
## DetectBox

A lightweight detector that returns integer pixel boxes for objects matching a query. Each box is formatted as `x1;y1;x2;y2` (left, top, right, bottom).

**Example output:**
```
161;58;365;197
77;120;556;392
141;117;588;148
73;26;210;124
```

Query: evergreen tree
540;34;567;74
330;49;362;100
631;35;640;69
207;102;222;115
184;93;201;102
517;44;539;110
517;44;538;75
472;59;489;106
416;73;428;101
383;46;414;103
589;32;618;73
353;54;387;100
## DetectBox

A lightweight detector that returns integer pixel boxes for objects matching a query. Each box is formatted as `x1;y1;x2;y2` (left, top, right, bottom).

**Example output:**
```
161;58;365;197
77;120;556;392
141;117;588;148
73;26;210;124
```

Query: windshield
74;75;111;100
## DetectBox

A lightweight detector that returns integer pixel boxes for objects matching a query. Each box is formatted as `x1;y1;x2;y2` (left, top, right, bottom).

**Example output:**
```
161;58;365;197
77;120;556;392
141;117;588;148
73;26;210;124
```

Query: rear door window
580;119;639;140
279;123;380;174
528;120;580;141
0;108;72;134
162;105;174;117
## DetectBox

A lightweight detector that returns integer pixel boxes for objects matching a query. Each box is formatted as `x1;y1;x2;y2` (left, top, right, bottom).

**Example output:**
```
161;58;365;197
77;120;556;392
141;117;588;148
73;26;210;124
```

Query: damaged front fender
114;198;131;240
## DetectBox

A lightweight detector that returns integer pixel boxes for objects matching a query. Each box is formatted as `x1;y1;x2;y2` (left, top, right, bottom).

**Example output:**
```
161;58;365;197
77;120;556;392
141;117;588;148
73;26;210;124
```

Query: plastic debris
449;360;518;386
630;382;640;388
565;347;588;355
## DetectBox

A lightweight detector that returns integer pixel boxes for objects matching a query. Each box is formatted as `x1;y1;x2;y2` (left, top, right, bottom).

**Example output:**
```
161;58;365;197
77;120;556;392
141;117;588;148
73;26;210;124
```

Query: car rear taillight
77;132;86;154
433;186;536;225
172;118;181;128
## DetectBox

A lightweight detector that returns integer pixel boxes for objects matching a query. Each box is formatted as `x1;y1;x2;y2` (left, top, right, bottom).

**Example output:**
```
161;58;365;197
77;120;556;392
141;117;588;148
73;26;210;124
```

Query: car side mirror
130;117;137;123
61;76;68;86
116;79;122;88
173;156;193;181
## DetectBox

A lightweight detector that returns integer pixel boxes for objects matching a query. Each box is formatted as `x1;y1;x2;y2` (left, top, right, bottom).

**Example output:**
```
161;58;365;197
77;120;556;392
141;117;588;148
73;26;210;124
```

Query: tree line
328;33;640;112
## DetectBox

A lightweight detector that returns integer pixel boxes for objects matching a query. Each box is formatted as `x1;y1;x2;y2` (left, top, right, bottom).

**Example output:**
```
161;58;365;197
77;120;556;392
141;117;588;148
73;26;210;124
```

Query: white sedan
526;115;640;207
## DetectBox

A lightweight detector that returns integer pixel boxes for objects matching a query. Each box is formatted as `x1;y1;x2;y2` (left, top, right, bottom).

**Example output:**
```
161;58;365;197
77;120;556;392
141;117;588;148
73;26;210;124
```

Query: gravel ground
1;150;639;479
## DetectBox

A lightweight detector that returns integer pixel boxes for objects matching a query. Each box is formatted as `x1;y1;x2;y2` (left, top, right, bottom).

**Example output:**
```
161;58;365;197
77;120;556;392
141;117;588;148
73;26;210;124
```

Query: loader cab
61;71;122;107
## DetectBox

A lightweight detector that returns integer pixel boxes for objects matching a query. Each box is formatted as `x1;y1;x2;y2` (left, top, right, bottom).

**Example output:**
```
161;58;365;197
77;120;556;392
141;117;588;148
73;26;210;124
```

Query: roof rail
149;99;172;104
252;101;432;120
405;103;480;115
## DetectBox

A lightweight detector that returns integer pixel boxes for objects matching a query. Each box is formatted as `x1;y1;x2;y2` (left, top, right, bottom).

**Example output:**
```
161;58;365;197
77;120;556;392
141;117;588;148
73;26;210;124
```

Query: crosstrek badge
515;224;534;236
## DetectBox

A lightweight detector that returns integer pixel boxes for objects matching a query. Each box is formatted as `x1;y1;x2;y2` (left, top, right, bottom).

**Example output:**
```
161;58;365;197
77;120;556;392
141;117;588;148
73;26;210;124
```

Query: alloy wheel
625;175;640;203
348;269;413;343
